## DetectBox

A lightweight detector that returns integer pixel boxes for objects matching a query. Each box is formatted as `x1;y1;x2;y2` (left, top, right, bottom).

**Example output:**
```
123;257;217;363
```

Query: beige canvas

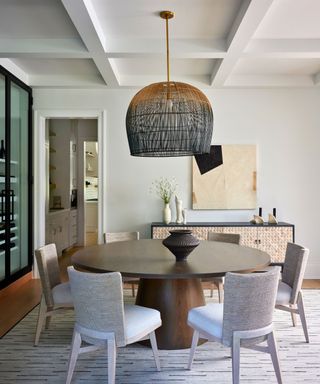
192;145;257;209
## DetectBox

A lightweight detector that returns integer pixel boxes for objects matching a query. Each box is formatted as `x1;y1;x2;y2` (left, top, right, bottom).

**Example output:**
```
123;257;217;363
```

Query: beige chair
66;267;161;384
205;232;241;302
104;231;140;297
276;242;310;343
34;243;73;346
188;267;282;384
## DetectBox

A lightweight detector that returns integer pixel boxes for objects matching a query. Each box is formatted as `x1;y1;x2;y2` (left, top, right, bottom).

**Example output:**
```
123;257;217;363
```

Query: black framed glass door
0;65;32;289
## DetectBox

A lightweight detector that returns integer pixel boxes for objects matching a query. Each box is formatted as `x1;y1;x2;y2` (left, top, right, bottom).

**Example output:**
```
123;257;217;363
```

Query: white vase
175;195;183;224
163;203;171;224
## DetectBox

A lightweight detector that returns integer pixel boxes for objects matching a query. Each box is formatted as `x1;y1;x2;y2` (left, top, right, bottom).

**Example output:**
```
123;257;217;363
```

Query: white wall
33;87;320;278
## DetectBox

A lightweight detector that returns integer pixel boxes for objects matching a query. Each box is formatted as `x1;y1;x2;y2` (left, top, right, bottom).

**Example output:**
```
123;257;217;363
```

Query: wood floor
1;240;319;337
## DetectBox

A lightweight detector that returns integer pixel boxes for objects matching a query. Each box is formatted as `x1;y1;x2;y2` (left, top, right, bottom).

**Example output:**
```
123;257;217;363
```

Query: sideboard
151;222;295;263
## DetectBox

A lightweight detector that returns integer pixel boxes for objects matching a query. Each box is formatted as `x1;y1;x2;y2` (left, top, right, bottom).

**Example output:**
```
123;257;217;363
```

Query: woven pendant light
126;11;213;157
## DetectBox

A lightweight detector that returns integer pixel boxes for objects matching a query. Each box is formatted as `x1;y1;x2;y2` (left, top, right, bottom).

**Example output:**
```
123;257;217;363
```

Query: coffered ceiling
1;0;320;88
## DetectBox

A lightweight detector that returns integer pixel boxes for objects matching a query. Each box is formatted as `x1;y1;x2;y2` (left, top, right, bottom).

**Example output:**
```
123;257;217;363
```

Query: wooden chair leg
66;330;82;384
188;330;199;370
290;304;297;327
107;337;117;384
217;282;224;303
149;331;161;371
267;331;283;384
297;292;309;343
45;307;53;329
34;296;47;346
131;283;135;297
210;285;213;298
232;335;240;384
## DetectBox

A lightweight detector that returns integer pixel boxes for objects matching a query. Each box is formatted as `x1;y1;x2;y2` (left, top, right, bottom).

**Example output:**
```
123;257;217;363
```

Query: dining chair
66;267;161;384
34;243;73;346
276;242;310;343
104;231;140;297
188;267;282;384
205;232;241;302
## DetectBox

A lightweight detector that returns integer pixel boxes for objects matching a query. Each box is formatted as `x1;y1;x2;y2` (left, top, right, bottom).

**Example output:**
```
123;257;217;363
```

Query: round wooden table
72;239;270;350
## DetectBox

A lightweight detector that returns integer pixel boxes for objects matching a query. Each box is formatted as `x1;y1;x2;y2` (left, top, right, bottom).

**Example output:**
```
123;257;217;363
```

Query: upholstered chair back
68;267;126;347
104;231;139;244
282;243;309;304
207;232;240;244
222;267;280;347
35;243;61;307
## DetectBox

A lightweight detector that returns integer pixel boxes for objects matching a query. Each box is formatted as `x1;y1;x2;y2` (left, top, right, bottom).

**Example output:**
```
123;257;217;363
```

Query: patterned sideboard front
151;222;294;263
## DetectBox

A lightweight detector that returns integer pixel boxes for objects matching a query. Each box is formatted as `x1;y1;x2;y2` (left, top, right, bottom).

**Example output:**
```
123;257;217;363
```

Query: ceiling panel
0;0;81;38
10;58;100;76
253;0;320;39
90;0;242;40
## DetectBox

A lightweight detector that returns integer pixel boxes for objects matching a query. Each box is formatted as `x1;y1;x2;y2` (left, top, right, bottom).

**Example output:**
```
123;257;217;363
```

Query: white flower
150;177;178;204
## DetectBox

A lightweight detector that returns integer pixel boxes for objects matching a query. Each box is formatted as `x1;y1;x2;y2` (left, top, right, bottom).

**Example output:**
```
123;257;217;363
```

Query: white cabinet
46;209;70;256
151;222;294;263
69;209;78;246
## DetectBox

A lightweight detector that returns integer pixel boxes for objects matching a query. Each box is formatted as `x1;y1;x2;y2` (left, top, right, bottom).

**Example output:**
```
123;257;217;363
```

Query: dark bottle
0;140;5;159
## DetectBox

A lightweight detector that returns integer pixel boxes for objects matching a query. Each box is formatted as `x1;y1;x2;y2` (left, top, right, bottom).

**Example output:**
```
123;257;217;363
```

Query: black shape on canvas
194;145;223;175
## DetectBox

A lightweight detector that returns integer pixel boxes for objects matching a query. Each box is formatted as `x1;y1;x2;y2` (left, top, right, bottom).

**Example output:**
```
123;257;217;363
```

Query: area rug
0;290;319;384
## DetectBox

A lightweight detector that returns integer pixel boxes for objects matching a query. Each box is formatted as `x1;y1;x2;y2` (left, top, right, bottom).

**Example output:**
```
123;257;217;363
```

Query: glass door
0;74;5;283
10;82;30;276
0;65;32;289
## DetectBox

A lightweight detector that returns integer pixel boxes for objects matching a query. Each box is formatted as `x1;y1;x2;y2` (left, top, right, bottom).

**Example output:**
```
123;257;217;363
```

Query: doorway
84;141;98;246
34;109;107;274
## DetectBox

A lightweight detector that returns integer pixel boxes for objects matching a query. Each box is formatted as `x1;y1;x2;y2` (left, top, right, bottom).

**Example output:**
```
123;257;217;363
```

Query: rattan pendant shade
126;11;213;157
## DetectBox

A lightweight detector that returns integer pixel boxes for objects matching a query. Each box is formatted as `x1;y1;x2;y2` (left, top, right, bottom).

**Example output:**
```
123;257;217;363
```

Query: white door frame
33;109;107;265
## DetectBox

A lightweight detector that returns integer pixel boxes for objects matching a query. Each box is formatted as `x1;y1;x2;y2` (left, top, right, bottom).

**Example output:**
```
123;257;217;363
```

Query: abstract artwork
192;145;257;209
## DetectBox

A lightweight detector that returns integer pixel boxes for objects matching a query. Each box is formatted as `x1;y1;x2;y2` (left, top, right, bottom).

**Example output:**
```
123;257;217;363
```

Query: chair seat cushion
124;304;162;345
276;281;292;305
188;303;223;340
52;282;73;305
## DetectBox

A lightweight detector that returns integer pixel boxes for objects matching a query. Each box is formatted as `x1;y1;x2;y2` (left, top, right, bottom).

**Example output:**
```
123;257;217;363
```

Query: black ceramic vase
162;229;200;261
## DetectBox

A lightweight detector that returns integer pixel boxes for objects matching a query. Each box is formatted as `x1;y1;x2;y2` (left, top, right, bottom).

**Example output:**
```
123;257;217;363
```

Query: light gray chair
188;267;282;384
104;231;140;297
205;232;241;302
276;242;310;343
66;267;161;384
34;243;73;346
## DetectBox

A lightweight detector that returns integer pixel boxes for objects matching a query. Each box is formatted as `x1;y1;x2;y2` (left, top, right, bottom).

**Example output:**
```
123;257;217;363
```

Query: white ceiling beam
225;74;314;87
106;38;227;59
245;39;320;58
210;0;275;87
61;0;119;87
0;59;29;84
29;74;106;88
0;38;90;59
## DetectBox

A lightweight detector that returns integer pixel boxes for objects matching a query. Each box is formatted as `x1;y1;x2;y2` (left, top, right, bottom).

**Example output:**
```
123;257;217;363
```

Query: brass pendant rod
160;11;174;83
165;17;170;83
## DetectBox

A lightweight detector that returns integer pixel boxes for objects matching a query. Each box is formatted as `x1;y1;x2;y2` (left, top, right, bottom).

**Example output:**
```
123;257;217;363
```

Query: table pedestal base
135;278;205;350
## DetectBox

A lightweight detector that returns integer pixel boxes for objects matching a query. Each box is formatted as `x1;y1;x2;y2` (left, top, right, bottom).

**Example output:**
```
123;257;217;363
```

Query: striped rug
0;290;319;383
